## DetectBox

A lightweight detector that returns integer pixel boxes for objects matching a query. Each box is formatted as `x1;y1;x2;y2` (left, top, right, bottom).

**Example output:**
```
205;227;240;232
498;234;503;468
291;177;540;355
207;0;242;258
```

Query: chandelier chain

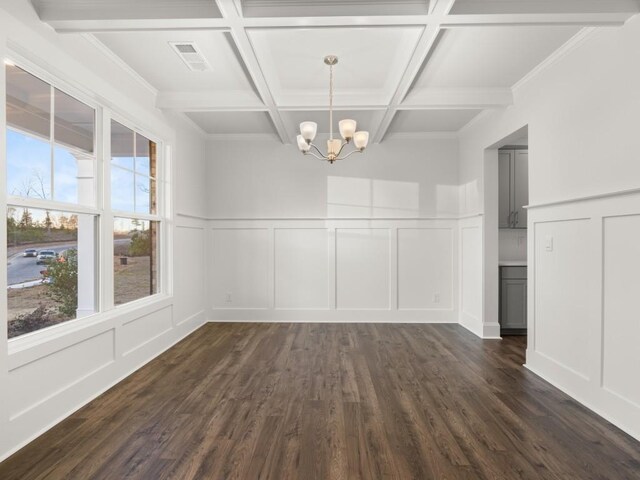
329;62;334;140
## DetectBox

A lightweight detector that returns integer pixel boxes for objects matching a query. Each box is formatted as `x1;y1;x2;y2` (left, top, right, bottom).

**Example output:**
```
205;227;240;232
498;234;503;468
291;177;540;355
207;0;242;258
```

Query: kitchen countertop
499;261;527;267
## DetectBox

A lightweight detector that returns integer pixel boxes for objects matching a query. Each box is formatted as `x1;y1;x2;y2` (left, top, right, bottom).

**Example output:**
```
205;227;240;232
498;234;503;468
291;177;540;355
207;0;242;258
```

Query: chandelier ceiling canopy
296;55;369;164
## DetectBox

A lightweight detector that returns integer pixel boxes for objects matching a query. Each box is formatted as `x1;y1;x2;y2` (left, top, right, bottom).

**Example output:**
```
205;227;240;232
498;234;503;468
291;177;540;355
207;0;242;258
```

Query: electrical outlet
434;293;441;304
225;293;232;303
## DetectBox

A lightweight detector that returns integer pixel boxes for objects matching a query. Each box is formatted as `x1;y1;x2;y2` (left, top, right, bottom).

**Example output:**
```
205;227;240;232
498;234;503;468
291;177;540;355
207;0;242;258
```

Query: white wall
208;135;460;219
206;136;462;322
0;5;208;460
457;16;640;439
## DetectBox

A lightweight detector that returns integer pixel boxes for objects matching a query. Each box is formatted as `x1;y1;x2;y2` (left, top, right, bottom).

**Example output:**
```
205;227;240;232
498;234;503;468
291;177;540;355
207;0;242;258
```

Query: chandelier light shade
296;55;369;164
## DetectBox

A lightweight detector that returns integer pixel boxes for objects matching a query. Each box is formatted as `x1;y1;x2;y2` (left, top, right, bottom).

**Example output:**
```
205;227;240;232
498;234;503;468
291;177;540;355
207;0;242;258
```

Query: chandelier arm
309;142;328;159
336;148;364;161
305;151;325;161
334;139;349;158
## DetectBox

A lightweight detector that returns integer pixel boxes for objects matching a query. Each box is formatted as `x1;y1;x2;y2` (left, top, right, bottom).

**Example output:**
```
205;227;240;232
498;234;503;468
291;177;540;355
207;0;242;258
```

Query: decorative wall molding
525;186;640;210
526;190;640;441
202;214;483;222
208;218;459;323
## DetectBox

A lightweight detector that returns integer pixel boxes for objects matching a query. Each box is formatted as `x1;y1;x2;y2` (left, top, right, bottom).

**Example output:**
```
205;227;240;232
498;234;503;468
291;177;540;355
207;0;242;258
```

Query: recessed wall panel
211;228;270;308
8;329;115;418
534;219;591;378
275;229;329;309
603;214;640;406
398;228;453;309
461;226;482;319
175;226;205;322
336;228;390;310
121;307;173;356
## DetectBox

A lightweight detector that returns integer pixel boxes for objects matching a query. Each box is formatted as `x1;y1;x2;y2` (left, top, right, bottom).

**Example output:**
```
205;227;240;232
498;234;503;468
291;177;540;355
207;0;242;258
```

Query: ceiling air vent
169;42;212;72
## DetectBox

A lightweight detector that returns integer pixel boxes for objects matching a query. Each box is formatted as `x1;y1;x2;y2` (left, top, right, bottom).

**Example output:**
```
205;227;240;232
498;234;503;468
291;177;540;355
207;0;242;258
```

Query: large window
5;62;165;339
6;64;98;338
111;120;159;306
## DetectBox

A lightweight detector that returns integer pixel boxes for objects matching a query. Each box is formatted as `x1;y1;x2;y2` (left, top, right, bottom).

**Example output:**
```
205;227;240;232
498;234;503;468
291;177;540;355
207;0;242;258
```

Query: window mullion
49;84;55;201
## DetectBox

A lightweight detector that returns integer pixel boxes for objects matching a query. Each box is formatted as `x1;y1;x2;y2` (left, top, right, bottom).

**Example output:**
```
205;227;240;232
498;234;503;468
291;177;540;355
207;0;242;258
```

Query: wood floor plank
1;323;639;480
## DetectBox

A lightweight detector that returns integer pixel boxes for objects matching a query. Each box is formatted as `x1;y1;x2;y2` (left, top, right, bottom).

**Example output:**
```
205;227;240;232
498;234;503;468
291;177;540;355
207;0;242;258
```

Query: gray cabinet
499;149;528;229
500;266;527;334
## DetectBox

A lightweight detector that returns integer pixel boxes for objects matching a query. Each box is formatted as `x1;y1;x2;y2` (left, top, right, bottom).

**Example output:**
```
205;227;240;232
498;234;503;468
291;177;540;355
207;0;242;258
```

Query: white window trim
4;52;172;350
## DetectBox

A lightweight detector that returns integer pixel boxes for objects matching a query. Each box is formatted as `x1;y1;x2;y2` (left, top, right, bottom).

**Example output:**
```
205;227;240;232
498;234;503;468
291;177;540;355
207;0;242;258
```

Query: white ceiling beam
42;10;637;34
156;91;267;111
215;0;290;144
279;106;387;112
401;88;513;109
373;0;457;144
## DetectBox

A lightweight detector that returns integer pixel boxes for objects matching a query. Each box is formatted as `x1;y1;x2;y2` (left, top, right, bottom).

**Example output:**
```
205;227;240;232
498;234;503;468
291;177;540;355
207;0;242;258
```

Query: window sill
8;294;173;370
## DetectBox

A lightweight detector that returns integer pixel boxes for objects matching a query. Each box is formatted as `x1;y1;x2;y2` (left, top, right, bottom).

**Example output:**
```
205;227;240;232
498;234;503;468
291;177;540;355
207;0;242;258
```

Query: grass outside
7;255;152;338
114;256;152;305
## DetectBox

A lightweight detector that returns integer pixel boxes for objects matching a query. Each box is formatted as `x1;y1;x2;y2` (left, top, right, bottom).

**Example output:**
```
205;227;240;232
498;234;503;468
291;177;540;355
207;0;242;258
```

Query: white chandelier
296;55;369;164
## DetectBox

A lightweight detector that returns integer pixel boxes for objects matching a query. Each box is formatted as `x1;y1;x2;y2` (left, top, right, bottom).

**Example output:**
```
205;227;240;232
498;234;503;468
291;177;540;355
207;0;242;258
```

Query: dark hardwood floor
1;323;639;479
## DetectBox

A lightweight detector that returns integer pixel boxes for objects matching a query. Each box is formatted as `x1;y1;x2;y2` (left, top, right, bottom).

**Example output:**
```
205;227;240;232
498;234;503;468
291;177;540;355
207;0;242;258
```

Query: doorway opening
484;126;529;340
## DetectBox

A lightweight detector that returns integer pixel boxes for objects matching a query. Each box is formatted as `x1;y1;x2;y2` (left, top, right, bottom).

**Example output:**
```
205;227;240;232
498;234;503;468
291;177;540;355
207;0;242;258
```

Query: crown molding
383;131;459;141
180;112;209;138
207;132;281;141
456;109;495;138
83;34;159;97
512;27;598;93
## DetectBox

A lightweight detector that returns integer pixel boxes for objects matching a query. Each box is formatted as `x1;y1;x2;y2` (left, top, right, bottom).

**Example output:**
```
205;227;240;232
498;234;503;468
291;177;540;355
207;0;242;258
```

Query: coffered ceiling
30;0;640;143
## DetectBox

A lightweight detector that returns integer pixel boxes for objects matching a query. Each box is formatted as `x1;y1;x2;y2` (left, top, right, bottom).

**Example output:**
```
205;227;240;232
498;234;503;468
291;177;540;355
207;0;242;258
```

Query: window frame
4;51;170;348
107;113;165;309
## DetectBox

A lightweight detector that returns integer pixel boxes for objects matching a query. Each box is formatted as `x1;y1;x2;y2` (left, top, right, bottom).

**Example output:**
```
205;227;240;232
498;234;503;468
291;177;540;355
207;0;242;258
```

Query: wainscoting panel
121;306;174;357
533;218;592;380
397;228;453;310
174;226;206;325
8;329;115;419
275;228;329;309
336;228;391;310
459;217;482;335
526;190;640;441
209;218;459;322
602;214;640;408
211;228;270;309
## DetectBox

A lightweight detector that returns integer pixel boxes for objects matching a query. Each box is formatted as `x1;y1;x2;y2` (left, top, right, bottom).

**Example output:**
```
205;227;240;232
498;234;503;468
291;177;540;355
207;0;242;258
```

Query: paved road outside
7;239;129;286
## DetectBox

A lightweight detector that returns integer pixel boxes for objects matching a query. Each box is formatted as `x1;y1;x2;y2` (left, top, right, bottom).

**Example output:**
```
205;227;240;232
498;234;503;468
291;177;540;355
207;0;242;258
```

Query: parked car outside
23;249;38;257
36;250;57;265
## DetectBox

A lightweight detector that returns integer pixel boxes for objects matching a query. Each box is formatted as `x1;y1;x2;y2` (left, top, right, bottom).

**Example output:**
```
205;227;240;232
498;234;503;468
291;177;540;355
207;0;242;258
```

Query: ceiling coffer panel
93;30;259;95
169;42;212;72
450;0;639;15
185;111;277;135
32;0;223;20
410;26;581;90
388;109;482;133
247;26;424;107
